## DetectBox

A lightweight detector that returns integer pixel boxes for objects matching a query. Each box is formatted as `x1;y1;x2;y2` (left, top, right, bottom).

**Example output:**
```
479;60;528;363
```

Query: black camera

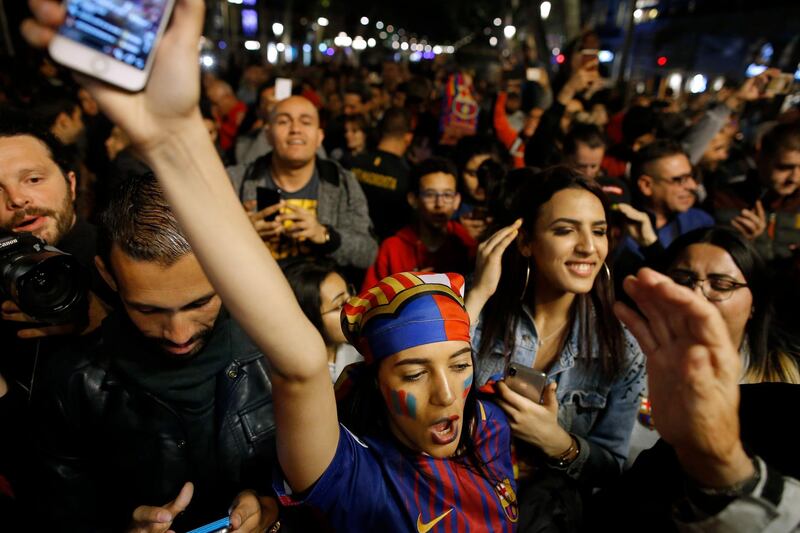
0;230;89;324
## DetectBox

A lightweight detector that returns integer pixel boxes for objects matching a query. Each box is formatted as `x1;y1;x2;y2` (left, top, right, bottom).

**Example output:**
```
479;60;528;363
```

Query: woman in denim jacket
466;167;646;489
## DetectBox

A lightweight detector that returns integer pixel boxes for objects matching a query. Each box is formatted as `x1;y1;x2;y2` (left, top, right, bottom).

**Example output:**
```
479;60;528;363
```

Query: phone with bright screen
49;0;176;91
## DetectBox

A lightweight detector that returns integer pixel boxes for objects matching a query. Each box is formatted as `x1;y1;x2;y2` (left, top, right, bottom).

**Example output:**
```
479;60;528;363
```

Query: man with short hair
228;95;377;270
37;96;85;147
623;140;714;254
207;79;247;152
349;107;413;240
562;123;631;204
362;157;476;289
0;116;110;517
712;122;800;260
30;174;281;532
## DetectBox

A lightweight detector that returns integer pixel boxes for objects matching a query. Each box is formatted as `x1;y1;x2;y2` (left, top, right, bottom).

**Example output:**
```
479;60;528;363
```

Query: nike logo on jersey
416;508;454;533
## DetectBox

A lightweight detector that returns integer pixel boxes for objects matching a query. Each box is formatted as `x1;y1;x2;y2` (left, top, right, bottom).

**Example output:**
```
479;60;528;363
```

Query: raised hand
465;219;522;324
22;0;205;152
731;200;767;240
613;269;754;488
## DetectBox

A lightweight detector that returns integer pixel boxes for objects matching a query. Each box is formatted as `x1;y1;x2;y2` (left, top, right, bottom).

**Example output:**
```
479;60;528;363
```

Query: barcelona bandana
342;272;470;365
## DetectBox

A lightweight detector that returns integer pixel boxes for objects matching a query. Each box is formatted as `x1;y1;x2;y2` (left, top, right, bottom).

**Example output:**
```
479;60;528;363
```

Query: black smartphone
256;187;282;221
504;363;547;403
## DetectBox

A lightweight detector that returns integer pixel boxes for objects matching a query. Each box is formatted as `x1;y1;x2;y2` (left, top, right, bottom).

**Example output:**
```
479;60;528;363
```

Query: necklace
537;320;568;346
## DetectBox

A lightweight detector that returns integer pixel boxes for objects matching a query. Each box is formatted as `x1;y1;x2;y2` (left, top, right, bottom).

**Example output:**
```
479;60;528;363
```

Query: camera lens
509;367;517;376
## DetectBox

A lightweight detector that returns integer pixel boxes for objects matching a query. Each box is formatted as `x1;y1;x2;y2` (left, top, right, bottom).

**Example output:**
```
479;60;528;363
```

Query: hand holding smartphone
504;363;548;404
256;187;282;221
49;0;177;91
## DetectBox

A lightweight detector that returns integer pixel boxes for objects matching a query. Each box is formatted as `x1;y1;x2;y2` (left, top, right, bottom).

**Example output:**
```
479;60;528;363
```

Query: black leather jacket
29;311;277;531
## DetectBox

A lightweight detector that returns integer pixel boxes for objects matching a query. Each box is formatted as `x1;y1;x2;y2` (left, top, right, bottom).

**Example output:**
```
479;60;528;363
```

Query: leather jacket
29;311;277;531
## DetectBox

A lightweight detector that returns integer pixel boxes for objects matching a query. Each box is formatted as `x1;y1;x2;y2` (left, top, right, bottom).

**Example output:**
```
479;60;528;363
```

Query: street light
503;25;516;39
317;17;329;27
272;22;284;36
540;2;552;20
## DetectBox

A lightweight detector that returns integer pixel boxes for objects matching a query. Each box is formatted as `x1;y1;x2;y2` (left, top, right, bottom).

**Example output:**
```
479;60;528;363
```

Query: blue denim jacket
473;305;646;484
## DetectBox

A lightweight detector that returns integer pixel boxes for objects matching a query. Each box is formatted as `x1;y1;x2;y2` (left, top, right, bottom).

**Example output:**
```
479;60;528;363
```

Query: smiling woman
469;167;646;507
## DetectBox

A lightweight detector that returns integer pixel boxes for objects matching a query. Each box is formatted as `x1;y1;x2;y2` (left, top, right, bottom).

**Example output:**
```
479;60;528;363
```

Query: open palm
614;269;742;463
24;0;204;148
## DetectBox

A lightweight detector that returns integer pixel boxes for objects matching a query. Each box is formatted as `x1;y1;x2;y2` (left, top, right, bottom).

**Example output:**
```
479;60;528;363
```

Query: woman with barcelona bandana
19;1;519;531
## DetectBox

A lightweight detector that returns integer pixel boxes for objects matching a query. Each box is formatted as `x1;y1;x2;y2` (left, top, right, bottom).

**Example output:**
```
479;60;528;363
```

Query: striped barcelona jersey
275;400;518;532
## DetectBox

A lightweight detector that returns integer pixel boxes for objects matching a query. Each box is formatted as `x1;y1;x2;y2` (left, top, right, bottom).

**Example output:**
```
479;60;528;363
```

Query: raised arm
23;0;338;492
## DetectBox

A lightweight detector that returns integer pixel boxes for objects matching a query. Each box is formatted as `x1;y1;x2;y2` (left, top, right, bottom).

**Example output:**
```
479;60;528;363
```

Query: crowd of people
2;0;800;531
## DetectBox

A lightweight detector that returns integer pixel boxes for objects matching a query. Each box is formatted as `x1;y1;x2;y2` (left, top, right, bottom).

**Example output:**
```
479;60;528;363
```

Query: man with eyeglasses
362;157;476;289
712;122;800;261
616;140;714;262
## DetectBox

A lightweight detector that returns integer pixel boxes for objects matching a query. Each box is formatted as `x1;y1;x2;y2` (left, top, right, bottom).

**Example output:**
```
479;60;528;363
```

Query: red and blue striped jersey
275;400;518;532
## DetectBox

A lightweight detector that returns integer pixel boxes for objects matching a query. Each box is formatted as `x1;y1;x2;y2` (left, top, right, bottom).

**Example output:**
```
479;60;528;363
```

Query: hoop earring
521;262;530;302
603;262;611;281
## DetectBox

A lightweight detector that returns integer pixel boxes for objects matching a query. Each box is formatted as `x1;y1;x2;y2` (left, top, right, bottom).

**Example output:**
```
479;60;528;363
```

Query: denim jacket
473;304;646;485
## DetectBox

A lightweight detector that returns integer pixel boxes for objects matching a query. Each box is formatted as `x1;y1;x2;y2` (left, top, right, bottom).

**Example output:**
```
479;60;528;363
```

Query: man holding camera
0;117;111;515
28;174;283;532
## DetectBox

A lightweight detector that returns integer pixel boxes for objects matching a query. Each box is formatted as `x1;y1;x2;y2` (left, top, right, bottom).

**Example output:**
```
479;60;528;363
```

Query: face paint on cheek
462;374;473;399
385;388;418;419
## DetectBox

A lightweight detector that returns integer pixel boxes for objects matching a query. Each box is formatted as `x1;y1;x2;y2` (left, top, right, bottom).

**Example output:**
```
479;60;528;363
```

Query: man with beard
362;157;476;289
28;173;283;532
0;117;110;520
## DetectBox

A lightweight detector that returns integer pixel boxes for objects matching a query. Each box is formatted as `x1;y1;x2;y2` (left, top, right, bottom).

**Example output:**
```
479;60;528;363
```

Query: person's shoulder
39;332;109;397
684;207;715;225
473;400;511;447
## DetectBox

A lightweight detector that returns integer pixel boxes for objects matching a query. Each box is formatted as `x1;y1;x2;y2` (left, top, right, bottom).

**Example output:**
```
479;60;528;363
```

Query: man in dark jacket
29;174;281;532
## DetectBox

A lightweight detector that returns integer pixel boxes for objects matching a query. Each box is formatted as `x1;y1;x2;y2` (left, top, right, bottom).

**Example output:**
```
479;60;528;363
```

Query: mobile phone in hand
186;516;230;533
256;187;282;221
579;49;599;69
49;0;176;91
504;363;547;403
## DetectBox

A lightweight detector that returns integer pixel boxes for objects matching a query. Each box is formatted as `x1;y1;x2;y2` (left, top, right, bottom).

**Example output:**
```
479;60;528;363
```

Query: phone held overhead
49;0;176;91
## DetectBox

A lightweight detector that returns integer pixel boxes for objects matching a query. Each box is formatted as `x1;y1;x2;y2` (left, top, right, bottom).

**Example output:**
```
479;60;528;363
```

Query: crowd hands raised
1;0;799;531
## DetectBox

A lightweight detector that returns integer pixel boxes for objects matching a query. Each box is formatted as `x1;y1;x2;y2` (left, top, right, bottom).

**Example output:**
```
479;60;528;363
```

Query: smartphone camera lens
508;367;517;377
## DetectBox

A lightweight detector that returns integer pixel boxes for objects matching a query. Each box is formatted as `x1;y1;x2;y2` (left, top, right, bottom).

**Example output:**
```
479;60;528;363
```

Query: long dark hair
662;227;800;383
477;166;626;379
281;258;340;338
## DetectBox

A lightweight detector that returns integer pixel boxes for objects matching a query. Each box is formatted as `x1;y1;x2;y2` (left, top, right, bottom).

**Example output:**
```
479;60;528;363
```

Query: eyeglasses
321;284;356;315
419;190;458;204
667;270;748;302
654;173;696;186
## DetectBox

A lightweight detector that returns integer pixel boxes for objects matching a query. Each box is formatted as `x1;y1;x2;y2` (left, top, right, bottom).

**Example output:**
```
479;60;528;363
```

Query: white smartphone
49;0;177;92
275;77;293;101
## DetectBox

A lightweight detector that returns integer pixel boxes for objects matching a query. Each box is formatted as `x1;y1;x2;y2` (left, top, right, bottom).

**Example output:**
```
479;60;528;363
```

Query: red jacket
363;222;477;290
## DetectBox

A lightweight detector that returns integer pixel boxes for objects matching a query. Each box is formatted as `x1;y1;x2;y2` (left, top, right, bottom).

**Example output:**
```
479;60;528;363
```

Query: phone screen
59;0;171;70
256;187;282;219
275;78;293;101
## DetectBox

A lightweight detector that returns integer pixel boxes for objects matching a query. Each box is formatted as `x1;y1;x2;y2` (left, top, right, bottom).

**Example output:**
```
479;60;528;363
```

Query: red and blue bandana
342;272;470;364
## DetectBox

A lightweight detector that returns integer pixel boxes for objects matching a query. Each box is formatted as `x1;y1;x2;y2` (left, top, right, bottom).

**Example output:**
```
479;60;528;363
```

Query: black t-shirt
349;149;411;241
